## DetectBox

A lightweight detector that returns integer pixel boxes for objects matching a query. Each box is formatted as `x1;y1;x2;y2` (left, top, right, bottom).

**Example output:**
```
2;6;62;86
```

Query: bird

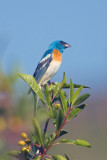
28;40;71;94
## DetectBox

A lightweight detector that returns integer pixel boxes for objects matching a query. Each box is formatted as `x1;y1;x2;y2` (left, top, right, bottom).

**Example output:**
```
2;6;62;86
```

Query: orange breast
52;49;62;61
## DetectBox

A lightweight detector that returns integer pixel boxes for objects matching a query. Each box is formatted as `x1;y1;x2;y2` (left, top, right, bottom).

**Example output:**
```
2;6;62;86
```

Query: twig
42;107;72;156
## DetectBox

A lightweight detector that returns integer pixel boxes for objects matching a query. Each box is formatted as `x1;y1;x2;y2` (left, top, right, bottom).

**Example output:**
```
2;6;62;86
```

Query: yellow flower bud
26;148;30;153
21;132;28;139
21;147;27;152
18;140;25;146
21;147;30;153
54;103;61;110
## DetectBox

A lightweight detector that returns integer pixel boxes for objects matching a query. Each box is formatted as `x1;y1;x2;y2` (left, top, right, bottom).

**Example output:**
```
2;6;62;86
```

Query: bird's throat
52;49;62;62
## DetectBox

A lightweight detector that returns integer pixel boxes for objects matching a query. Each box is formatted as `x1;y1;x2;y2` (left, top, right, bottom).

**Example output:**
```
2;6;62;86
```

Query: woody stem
42;106;71;156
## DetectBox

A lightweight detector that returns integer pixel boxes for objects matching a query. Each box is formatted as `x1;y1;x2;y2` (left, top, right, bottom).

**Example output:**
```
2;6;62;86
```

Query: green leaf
72;86;84;105
49;109;57;119
62;72;67;84
18;73;44;102
73;139;91;147
7;151;29;160
32;118;43;145
56;110;64;131
74;84;90;89
44;84;51;108
32;135;37;155
59;91;67;113
52;155;66;160
59;139;74;144
68;104;87;120
58;130;68;138
53;83;60;95
64;154;70;160
32;134;36;143
49;109;57;124
69;79;74;105
34;156;41;160
7;151;21;157
53;73;66;98
48;84;56;91
73;93;90;106
36;108;49;122
63;83;90;89
58;139;91;147
44;132;56;148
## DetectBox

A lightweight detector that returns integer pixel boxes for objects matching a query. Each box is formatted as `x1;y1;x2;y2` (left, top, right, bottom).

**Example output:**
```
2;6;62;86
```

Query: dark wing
33;49;53;83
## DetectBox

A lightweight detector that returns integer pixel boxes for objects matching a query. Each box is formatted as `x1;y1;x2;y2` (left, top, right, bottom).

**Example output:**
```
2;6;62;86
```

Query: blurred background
0;0;107;159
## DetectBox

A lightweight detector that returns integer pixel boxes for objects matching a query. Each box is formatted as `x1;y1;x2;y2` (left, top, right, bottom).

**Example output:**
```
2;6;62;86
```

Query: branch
42;107;72;156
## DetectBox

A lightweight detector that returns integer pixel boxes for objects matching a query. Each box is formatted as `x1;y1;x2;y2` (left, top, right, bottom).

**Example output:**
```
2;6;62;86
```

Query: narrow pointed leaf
69;79;74;105
64;154;70;160
32;135;37;155
74;139;91;147
18;73;44;102
32;118;43;145
44;132;56;147
73;93;90;106
58;130;68;138
52;155;66;160
58;139;91;147
52;109;57;119
53;83;60;97
62;72;67;84
74;84;90;89
59;139;74;144
7;151;29;160
56;110;64;131
72;86;84;105
59;91;67;113
7;151;21;157
68;104;87;120
53;73;66;98
32;134;36;143
63;83;90;89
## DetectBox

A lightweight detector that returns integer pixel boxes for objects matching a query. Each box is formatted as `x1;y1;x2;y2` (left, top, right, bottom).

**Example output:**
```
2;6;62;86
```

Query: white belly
39;60;61;86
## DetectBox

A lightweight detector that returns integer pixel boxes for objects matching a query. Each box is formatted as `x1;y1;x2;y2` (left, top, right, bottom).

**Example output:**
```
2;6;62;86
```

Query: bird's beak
64;43;71;48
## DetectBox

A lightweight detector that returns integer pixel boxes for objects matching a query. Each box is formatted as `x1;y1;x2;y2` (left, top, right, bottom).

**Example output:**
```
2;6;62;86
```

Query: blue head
48;40;71;54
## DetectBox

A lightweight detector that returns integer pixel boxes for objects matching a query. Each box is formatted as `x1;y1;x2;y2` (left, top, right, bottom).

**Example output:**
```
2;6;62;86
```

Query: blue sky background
0;0;107;94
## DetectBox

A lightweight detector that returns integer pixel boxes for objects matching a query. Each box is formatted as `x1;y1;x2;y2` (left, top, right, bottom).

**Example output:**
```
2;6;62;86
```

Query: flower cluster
18;132;31;154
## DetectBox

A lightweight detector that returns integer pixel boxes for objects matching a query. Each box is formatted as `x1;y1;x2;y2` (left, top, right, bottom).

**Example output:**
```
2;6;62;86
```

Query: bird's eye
60;41;65;45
